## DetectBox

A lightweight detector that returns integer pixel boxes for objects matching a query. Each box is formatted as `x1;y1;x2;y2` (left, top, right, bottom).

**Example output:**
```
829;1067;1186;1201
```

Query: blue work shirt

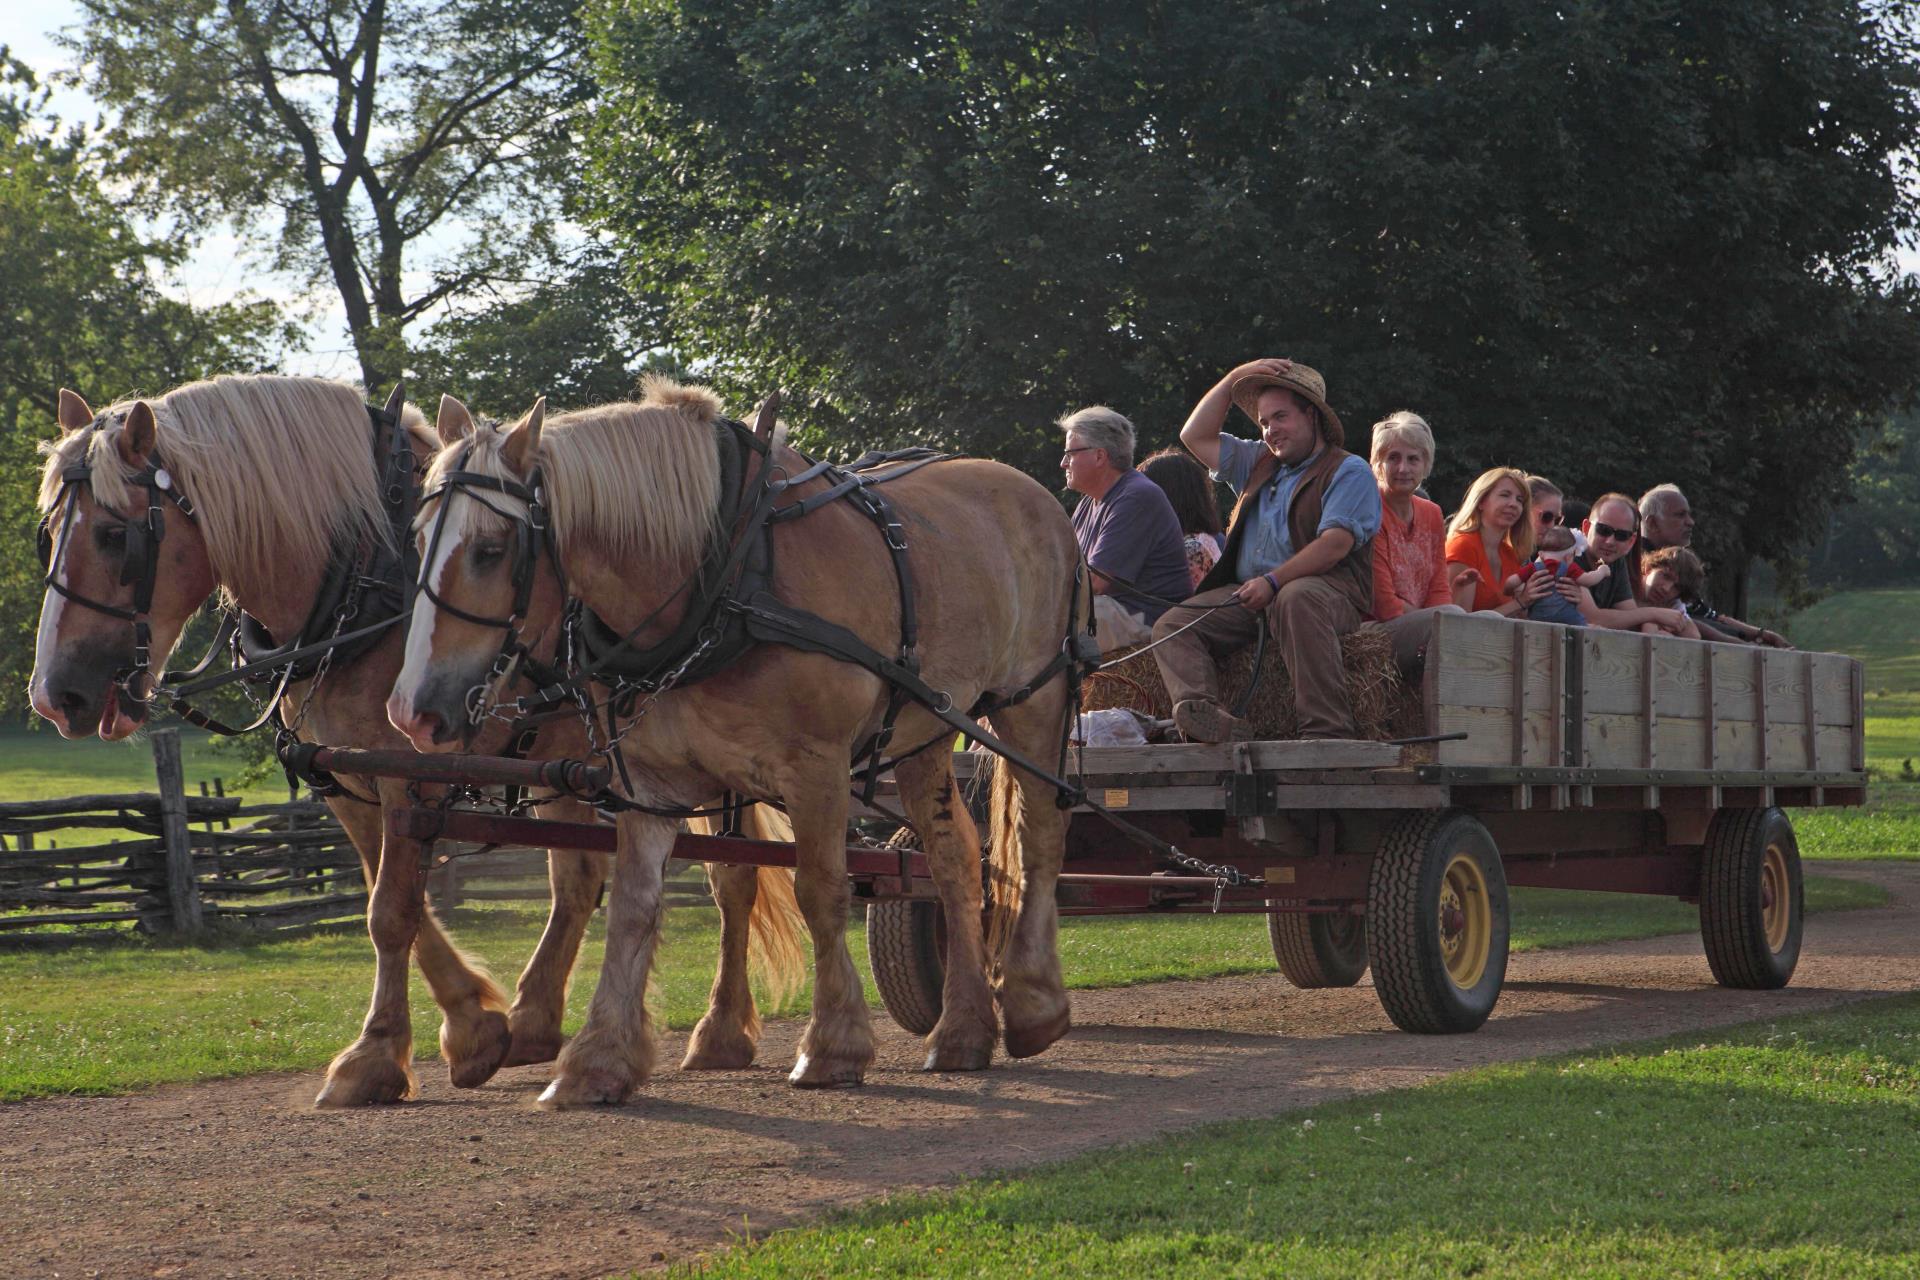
1212;435;1382;584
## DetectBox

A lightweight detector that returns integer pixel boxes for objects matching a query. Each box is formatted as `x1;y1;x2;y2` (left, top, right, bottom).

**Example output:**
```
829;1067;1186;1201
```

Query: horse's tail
983;751;1024;966
740;804;807;1004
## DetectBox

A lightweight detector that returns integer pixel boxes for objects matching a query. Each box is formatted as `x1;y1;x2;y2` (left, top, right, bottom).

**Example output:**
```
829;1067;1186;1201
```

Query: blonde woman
1445;467;1546;616
1366;412;1461;670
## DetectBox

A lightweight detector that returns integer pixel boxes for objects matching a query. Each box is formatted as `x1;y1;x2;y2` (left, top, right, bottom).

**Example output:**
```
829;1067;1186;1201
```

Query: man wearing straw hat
1150;357;1381;742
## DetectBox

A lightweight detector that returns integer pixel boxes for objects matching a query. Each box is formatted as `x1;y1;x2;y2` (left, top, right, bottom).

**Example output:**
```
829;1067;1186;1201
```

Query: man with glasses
1060;405;1193;653
1568;492;1691;634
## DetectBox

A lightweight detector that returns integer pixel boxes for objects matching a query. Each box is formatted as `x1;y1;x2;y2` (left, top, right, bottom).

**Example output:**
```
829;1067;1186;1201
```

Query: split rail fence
0;728;706;945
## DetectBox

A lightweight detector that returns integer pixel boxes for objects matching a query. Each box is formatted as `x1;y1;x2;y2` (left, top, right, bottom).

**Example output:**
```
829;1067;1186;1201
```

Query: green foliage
60;0;597;389
661;995;1920;1278
0;57;290;718
1810;411;1920;588
408;243;677;416
587;0;1920;574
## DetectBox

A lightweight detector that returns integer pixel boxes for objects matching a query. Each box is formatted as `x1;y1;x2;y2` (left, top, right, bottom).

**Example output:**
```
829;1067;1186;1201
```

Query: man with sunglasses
1567;493;1692;634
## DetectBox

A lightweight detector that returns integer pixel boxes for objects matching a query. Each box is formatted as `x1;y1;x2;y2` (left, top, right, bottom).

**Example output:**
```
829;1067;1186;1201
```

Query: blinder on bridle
40;418;196;701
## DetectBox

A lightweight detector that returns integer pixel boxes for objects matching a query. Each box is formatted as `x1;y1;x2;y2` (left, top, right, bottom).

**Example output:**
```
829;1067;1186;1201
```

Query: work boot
1172;699;1254;744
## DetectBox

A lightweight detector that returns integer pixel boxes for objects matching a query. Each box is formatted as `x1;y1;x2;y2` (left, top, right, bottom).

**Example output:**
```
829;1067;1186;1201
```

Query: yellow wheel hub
1438;852;1492;989
1761;842;1791;952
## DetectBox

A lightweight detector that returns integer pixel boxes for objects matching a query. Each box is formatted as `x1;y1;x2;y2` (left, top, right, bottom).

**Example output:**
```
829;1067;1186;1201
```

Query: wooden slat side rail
1704;643;1718;770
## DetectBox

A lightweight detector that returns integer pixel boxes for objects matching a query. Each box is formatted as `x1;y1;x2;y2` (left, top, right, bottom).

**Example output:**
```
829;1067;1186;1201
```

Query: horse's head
388;394;560;751
29;389;218;739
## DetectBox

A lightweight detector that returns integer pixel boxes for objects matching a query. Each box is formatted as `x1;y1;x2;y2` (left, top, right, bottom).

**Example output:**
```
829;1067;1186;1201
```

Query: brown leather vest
1197;443;1376;617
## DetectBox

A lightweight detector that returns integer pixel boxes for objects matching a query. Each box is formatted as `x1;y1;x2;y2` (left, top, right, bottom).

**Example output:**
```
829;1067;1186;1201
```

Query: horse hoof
537;1070;634;1109
501;1032;565;1069
314;1054;414;1108
1002;1007;1071;1060
922;1041;993;1072
682;1032;756;1071
444;1010;512;1088
787;1052;865;1089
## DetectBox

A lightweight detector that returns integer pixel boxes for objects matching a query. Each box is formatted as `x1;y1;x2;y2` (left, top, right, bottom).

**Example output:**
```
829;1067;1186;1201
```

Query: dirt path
6;862;1919;1280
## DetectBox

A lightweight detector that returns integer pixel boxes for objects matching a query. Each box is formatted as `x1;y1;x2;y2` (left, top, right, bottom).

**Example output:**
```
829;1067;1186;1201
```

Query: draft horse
27;375;803;1106
388;379;1089;1105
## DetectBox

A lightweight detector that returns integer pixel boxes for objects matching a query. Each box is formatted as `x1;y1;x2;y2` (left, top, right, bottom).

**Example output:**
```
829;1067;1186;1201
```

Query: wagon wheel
1267;910;1368;988
1367;809;1510;1034
1698;807;1803;990
865;827;946;1035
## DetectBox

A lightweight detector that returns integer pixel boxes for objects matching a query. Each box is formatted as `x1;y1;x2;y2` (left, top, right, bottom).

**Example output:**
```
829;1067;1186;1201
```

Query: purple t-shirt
1071;470;1194;622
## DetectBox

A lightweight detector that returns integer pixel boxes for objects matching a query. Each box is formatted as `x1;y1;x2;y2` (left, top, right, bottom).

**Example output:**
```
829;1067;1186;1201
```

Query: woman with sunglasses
1527;475;1564;542
1444;467;1551;616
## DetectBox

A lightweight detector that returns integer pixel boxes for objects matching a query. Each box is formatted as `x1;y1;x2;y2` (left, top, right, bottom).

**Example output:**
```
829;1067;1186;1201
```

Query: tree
0;55;287;718
586;0;1920;601
1808;410;1920;588
62;0;594;390
408;242;675;415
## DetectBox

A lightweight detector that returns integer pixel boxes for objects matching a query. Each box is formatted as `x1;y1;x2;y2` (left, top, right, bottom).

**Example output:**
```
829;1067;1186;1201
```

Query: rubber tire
1268;911;1369;988
1368;809;1510;1034
866;899;945;1035
1699;806;1803;990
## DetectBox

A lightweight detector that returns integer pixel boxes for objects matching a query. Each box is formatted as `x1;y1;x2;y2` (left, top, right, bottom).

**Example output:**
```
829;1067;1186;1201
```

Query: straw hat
1230;362;1345;448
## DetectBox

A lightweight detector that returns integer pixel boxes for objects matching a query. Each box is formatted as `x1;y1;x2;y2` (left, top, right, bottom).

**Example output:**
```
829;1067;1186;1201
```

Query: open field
678;993;1920;1279
0;723;278;806
1781;585;1920;859
0;874;1885;1101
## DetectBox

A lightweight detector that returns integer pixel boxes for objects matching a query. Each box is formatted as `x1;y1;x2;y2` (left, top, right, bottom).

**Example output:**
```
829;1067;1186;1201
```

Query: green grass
0;877;1885;1102
1778;585;1920;859
0;722;280;807
666;994;1920;1278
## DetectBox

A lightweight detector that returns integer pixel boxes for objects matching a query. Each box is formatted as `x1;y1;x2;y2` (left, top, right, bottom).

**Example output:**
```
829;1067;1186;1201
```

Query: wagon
326;612;1868;1037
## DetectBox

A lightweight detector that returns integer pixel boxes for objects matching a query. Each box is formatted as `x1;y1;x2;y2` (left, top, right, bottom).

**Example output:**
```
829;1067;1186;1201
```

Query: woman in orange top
1446;467;1548;617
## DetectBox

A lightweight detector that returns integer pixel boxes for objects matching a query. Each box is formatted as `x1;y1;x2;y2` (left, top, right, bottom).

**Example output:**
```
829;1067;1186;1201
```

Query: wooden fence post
150;729;205;933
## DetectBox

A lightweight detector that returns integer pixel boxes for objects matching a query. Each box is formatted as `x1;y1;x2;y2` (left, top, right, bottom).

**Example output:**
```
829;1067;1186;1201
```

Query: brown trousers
1150;576;1363;740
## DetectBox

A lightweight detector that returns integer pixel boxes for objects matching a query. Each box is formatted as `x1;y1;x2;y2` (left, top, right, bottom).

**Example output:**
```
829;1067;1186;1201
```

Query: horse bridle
38;416;197;703
415;439;569;726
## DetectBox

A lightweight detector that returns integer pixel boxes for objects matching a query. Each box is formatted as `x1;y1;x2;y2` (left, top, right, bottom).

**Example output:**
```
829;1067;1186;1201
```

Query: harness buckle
883;520;908;552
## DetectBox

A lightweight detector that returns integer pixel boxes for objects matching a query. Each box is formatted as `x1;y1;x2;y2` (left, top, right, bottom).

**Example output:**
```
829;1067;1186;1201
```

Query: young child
1503;525;1610;626
1641;545;1705;639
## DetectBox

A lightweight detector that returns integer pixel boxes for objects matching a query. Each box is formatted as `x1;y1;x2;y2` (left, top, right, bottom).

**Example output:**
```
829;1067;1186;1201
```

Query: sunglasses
1061;446;1098;462
1537;511;1562;527
1592;521;1636;542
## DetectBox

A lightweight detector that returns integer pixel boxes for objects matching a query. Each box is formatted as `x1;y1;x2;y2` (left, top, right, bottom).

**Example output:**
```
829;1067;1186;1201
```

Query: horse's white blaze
28;509;78;708
393;526;458;716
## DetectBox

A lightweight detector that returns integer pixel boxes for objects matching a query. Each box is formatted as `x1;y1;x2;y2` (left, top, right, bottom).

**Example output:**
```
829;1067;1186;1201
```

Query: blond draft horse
388;380;1086;1106
27;376;804;1106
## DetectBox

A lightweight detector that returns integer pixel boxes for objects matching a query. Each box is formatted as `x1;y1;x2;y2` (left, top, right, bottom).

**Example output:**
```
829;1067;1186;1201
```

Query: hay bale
1083;624;1418;742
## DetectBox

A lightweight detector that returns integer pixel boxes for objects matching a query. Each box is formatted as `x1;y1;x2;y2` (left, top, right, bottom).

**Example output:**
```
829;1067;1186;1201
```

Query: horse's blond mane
422;376;722;573
37;375;423;604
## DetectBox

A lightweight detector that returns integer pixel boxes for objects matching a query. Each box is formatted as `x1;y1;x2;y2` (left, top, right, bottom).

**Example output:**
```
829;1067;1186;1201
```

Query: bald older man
1639;483;1790;647
1061;405;1193;653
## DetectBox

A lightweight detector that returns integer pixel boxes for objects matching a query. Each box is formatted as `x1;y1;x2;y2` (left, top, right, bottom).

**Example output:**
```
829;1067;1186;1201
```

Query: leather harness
415;416;1100;814
39;389;421;797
